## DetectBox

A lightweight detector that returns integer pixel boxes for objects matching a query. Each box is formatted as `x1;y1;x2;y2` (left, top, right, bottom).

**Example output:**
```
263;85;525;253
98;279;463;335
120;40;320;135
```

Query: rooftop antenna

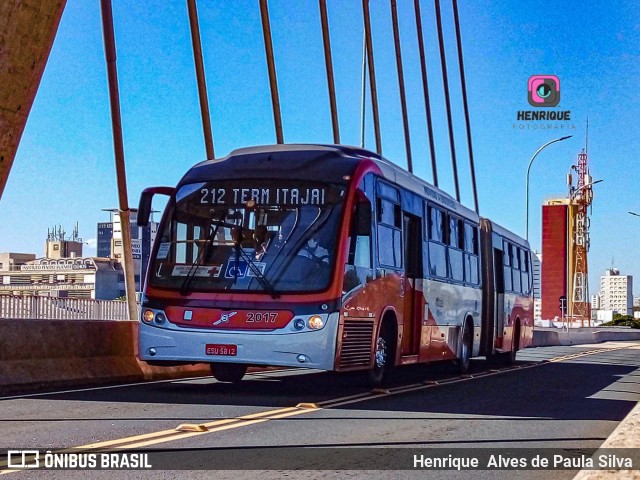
585;117;589;155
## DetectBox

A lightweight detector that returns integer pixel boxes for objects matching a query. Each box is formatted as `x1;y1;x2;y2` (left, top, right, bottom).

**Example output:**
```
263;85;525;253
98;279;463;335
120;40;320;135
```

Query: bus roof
369;153;479;221
180;144;478;221
179;144;362;186
485;219;530;250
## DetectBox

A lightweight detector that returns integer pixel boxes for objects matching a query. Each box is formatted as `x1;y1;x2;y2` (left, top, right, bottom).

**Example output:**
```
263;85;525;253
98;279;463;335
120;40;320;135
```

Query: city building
0;252;36;270
97;222;113;258
0;256;124;299
541;201;568;321
599;268;633;316
540;151;596;324
45;225;83;259
532;251;542;321
97;209;157;291
0;226;126;300
591;294;601;310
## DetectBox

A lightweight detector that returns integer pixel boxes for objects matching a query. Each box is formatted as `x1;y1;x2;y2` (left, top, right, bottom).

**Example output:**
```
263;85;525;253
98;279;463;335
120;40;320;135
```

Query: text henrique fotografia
514;74;575;131
413;453;634;471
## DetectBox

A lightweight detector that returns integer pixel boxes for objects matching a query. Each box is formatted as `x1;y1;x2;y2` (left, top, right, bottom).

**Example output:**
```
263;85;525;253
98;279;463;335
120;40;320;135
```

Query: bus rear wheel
210;363;247;383
501;323;520;365
457;321;473;374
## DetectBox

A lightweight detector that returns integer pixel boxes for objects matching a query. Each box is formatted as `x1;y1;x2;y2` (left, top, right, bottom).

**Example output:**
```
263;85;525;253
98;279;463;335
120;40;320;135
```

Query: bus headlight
308;315;324;330
142;310;155;324
155;313;166;324
294;318;305;330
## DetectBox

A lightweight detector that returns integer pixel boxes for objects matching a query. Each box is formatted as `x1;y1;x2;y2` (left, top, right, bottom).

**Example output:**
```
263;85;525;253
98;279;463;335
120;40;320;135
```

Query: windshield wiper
233;240;280;299
179;213;226;295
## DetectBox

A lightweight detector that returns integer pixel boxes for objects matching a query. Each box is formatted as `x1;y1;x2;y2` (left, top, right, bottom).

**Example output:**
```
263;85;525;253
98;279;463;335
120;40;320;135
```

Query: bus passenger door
494;248;505;348
402;213;423;356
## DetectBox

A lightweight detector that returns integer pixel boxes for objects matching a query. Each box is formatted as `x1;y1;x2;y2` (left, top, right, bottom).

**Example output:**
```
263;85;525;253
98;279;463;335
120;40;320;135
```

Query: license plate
205;344;237;356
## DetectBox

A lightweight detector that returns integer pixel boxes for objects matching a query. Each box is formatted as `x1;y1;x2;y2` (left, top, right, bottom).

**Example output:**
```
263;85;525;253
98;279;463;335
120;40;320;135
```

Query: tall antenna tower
568;147;593;326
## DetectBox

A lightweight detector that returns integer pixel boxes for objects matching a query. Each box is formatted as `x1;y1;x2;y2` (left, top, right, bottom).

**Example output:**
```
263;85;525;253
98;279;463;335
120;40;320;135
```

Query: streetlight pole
525;135;572;241
571;179;603;200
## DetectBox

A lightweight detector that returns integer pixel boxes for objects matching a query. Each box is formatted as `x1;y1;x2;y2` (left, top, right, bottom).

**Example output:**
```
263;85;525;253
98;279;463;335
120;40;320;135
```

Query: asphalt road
1;341;639;480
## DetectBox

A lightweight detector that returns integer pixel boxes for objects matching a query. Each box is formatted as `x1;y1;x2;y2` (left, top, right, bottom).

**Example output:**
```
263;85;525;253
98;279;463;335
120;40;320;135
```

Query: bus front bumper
138;313;339;371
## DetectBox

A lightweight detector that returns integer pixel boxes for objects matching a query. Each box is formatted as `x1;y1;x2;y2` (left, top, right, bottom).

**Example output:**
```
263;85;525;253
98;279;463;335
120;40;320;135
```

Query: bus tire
503;321;520;365
210;363;247;383
368;320;395;387
457;319;473;374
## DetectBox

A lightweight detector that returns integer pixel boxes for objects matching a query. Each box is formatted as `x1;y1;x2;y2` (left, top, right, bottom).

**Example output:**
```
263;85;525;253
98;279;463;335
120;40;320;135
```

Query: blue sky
1;0;639;295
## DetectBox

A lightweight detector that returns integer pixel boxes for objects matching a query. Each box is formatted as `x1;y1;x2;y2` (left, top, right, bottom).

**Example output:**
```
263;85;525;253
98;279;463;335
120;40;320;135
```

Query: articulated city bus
137;144;533;384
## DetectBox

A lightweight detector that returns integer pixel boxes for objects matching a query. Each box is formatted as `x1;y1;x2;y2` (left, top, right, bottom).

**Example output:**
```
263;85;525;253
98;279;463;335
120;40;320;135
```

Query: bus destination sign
196;183;341;207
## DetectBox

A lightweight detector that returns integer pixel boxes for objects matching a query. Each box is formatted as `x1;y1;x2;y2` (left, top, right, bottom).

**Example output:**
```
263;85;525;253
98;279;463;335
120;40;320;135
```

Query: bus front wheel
210;363;247;383
368;322;395;387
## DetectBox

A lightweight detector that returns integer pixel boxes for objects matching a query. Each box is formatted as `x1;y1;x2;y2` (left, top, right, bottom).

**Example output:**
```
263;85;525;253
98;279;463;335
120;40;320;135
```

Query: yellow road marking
77;406;299;450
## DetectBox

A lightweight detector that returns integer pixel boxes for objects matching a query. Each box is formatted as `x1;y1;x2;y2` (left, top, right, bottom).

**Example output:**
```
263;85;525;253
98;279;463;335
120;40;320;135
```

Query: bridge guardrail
0;296;137;320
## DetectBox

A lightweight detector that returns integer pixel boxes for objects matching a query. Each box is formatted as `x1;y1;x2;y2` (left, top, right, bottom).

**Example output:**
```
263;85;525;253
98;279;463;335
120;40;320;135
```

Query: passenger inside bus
299;237;330;265
253;225;270;261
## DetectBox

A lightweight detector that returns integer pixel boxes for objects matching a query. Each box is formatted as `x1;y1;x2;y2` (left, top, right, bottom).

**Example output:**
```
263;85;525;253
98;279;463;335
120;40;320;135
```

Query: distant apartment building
591;294;601;310
97;222;113;258
599;268;633;315
532;251;542;321
97;209;158;291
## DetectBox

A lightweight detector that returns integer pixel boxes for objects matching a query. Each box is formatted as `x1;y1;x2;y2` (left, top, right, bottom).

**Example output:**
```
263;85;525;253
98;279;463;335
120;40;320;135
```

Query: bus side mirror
138;187;174;227
355;199;372;236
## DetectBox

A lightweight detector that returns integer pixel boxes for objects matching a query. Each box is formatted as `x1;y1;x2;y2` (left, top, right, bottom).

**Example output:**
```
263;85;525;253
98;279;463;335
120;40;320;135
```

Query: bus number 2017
247;312;278;323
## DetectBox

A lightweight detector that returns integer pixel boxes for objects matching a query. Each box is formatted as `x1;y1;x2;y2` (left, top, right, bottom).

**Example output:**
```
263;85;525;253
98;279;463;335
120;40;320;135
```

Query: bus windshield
148;180;345;294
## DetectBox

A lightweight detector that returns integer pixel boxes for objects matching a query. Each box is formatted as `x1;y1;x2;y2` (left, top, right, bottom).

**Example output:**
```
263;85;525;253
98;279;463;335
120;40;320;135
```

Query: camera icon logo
528;75;560;107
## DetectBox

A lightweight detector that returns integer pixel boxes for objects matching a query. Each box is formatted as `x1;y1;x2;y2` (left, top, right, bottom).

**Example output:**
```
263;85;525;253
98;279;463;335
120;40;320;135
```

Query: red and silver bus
137;144;534;384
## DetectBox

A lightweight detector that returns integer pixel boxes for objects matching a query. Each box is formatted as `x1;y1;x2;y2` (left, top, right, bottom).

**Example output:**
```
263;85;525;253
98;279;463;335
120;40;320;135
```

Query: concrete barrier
532;327;640;347
0;319;209;395
2;320;638;395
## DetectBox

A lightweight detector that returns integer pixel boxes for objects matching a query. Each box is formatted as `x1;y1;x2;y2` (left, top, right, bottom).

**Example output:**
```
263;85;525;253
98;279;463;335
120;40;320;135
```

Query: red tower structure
540;149;594;325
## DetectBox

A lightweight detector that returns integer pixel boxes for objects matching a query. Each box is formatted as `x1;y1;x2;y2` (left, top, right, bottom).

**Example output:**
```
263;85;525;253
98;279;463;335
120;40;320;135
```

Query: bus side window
344;193;373;292
448;215;464;282
503;241;513;292
503;241;511;267
464;222;479;284
512;246;522;293
377;196;402;269
427;205;447;278
521;249;531;294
